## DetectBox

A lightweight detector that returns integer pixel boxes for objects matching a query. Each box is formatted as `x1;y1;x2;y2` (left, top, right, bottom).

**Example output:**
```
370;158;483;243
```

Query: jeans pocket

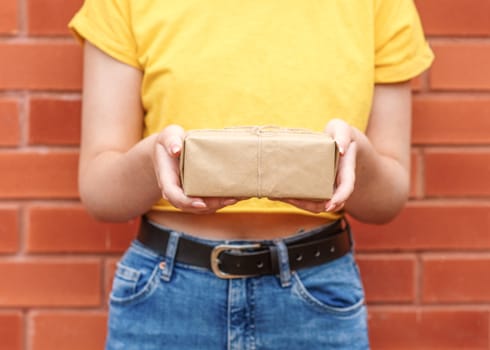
292;253;365;317
109;247;162;306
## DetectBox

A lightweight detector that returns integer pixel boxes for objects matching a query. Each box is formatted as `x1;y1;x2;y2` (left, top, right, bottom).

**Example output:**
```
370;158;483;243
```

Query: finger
153;126;184;190
325;201;345;213
153;126;224;214
201;197;239;211
325;141;357;210
161;124;186;157
282;199;326;214
160;153;206;210
153;142;168;198
324;118;352;156
157;133;203;210
184;197;240;214
153;125;196;209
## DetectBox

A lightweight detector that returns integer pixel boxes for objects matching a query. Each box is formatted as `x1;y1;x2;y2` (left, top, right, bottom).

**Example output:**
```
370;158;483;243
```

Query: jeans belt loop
162;231;181;282
273;239;292;288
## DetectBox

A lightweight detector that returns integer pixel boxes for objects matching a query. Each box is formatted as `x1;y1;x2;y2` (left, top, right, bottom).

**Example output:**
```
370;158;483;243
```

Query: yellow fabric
69;0;433;219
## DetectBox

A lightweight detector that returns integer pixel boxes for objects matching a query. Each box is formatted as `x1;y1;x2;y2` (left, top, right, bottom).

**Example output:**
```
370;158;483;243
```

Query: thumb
161;124;186;157
324;118;352;156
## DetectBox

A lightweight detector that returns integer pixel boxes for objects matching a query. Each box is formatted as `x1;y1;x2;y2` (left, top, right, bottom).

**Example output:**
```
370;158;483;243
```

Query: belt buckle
210;243;261;279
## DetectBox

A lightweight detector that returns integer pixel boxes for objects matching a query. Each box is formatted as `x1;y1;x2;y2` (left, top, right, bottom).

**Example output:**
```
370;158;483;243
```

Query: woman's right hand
152;124;240;214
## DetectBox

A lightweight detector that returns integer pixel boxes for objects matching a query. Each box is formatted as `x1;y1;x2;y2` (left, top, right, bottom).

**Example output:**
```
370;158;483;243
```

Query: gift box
180;126;339;200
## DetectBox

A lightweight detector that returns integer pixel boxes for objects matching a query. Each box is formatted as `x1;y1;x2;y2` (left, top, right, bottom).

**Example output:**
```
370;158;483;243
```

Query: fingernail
223;199;237;206
170;144;180;155
337;145;345;155
191;201;206;209
325;203;336;212
334;140;344;155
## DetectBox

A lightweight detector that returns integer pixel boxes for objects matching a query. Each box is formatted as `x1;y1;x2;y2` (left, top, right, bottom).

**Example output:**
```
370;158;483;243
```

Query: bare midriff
145;210;334;241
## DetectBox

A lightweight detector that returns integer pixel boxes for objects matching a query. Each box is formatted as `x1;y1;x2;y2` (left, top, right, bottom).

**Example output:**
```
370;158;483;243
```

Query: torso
146;210;333;240
137;1;374;218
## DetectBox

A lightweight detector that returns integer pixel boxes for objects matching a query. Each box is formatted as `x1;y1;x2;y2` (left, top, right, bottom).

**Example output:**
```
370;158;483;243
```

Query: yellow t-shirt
69;0;433;219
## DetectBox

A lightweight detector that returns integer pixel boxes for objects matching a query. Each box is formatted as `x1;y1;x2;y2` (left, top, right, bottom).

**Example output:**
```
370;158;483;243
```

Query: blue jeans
105;227;369;349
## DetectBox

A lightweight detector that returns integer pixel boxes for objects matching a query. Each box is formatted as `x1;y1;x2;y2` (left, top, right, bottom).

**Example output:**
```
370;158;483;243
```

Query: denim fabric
106;231;369;350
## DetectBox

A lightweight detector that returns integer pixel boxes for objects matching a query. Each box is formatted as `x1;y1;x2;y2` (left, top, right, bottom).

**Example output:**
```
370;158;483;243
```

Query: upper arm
79;42;144;175
365;81;412;172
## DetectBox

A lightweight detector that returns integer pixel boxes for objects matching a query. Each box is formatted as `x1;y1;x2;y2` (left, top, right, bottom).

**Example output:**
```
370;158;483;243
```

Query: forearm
79;134;161;221
345;128;409;223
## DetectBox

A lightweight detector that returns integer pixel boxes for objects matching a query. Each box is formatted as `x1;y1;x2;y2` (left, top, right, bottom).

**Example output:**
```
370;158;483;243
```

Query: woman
69;0;433;348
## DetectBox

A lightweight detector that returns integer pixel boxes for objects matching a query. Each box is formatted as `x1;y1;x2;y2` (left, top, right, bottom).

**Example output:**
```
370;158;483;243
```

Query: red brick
0;42;82;91
423;255;490;303
416;0;490;36
0;151;78;199
0;98;20;146
105;259;118;304
430;43;490;91
425;150;490;197
411;76;423;91
369;308;489;349
0;0;18;35
28;0;84;36
0;259;101;307
28;98;81;145
27;206;138;253
31;311;106;350
352;204;490;251
0;206;19;253
3;2;490;347
413;96;490;145
0;312;22;350
409;151;420;199
357;255;415;303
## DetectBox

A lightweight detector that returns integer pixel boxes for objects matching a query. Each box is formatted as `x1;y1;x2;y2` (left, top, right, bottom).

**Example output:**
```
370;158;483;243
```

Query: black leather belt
137;217;352;279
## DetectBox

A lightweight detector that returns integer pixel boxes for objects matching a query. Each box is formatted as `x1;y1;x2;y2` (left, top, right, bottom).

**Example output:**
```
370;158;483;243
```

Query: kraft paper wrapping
180;126;339;200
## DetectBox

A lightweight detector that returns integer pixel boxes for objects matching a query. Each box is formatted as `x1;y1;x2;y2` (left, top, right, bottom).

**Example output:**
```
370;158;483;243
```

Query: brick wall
0;0;488;349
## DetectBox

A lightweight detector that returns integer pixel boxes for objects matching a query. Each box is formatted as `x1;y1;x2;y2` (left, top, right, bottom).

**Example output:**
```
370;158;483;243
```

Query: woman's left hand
278;118;357;214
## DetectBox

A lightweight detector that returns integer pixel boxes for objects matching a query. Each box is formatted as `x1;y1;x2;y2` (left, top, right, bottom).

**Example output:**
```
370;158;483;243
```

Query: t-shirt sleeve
68;0;141;69
374;0;434;83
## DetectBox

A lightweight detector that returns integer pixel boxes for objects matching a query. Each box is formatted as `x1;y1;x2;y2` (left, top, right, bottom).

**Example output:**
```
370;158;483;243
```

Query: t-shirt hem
68;14;142;70
375;45;434;83
150;204;343;221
